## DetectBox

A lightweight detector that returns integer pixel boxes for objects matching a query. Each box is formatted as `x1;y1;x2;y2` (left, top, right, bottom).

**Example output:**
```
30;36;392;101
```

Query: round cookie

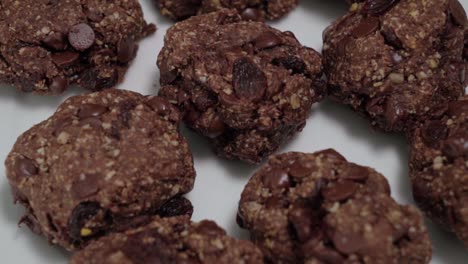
157;0;298;21
409;95;468;246
5;89;195;251
158;9;324;163
71;216;264;264
237;150;432;263
323;0;466;132
0;0;156;94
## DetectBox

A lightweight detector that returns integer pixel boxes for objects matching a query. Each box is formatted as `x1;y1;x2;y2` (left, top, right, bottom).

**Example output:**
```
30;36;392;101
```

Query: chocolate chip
51;51;79;67
68;202;111;243
363;0;398;15
343;163;369;181
337;36;352;57
321;180;359;201
317;149;347;162
262;169;291;190
157;196;193;218
78;104;108;119
442;134;468;159
42;32;67;50
449;0;467;26
421;120;448;146
240;8;263;21
289;161;310;178
384;97;408;129
45;77;68;95
68;23;95;51
117;38;136;63
232;57;267;101
14;156;38;178
206;112;225;138
272;56;306;74
71;173;101;199
382;28;403;49
331;231;365;254
254;31;283;50
352;17;380;38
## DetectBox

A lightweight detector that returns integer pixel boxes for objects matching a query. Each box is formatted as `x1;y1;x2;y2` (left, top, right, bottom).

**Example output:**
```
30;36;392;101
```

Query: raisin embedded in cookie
158;9;324;163
71;216;264;264
0;0;156;94
323;0;466;132
5;89;195;251
158;0;298;21
237;149;432;263
409;95;468;247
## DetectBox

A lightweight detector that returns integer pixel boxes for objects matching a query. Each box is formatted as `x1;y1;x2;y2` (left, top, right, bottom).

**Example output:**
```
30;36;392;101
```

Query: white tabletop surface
0;0;467;263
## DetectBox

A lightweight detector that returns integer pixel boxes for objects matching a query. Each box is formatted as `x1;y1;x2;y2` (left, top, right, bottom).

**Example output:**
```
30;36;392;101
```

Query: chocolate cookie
71;216;264;264
0;0;155;94
409;95;468;247
323;0;466;132
158;0;298;21
158;9;324;163
237;150;432;263
5;89;195;251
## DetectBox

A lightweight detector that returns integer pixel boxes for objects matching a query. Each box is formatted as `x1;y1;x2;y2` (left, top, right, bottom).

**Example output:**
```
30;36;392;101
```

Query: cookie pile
2;0;467;263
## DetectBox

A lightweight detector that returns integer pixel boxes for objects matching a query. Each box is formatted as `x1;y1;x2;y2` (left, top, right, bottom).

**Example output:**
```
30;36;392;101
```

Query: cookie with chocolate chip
237;149;432;263
0;0;155;94
71;216;264;264
5;89;195;251
323;0;466;132
158;9;324;163
409;95;468;247
158;0;297;21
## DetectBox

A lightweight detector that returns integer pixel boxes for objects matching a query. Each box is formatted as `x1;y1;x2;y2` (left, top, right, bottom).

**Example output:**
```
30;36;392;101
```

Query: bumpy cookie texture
409;95;468;247
323;0;466;132
5;89;195;251
0;0;155;94
71;216;264;264
158;10;324;163
238;150;432;263
158;0;297;21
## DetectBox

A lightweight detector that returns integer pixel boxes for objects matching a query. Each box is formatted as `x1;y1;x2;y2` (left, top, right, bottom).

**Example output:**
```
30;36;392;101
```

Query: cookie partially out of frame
158;0;298;21
158;9;324;163
323;0;466;132
0;0;155;94
5;89;195;251
71;216;264;264
409;95;468;247
238;149;432;263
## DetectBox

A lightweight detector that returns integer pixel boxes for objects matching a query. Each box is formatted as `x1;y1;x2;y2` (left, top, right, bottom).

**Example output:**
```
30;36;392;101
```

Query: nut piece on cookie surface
0;0;156;94
70;216;264;264
158;9;325;163
323;0;466;132
5;89;195;251
409;95;468;247
238;149;432;263
157;0;298;21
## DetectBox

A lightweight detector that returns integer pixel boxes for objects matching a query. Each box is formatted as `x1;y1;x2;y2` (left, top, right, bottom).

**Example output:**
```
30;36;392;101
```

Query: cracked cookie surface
71;216;264;264
238;149;432;263
158;9;324;163
409;95;468;247
5;89;195;251
0;0;155;94
323;0;466;132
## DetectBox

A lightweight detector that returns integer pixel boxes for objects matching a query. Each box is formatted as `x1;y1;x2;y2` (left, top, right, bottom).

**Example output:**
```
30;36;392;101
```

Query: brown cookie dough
157;0;298;21
158;9;324;163
238;150;432;263
0;0;156;94
71;216;264;264
323;0;466;132
409;95;468;247
5;89;195;251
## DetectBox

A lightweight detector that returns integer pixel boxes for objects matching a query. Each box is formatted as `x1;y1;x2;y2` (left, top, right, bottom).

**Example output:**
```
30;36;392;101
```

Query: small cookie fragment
409;95;468;247
71;216;264;264
5;89;195;251
0;0;156;94
238;150;432;263
158;10;324;163
323;0;466;132
158;0;298;21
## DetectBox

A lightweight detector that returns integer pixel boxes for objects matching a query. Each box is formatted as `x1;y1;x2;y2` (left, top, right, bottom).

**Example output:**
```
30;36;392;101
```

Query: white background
0;0;467;263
